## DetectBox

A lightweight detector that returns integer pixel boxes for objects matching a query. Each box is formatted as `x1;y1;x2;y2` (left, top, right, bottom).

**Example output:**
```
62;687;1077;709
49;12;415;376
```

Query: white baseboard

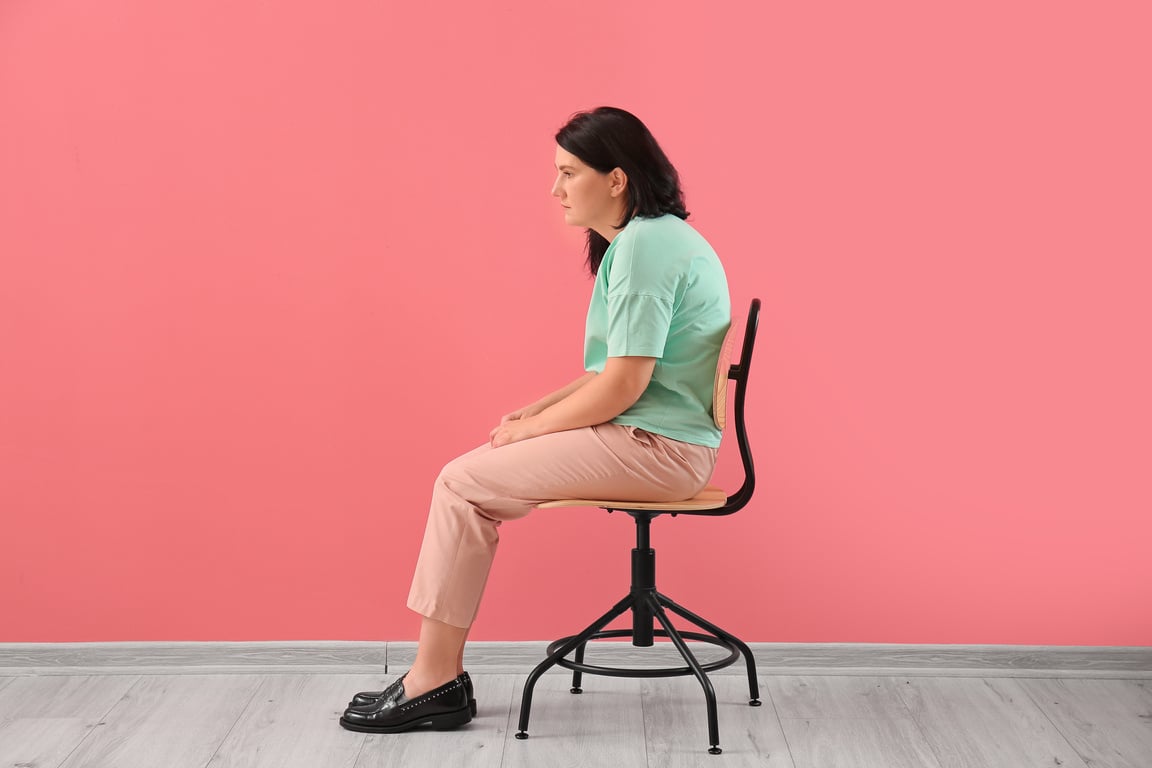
1;641;1149;678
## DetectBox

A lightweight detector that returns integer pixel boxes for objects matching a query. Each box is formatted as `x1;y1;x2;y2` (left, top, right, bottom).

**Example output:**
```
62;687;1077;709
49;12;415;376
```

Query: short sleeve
603;224;679;358
605;293;674;357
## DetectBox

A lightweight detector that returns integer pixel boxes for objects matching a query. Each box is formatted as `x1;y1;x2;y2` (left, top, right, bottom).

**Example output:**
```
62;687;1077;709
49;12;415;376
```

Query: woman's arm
500;371;598;423
490;357;656;447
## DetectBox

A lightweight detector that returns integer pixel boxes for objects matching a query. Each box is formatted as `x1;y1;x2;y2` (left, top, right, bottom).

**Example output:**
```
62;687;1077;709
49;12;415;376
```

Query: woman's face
551;145;626;238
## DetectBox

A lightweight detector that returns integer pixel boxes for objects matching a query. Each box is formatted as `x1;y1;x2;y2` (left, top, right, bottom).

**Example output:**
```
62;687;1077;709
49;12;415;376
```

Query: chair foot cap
709;747;723;755
515;732;529;740
570;687;583;694
750;699;762;706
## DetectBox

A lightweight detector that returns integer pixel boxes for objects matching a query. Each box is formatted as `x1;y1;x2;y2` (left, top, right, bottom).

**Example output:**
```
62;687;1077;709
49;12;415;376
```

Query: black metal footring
545;628;740;678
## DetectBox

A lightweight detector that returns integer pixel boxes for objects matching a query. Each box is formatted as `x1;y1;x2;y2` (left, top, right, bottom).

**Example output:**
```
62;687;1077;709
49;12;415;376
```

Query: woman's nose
550;176;562;197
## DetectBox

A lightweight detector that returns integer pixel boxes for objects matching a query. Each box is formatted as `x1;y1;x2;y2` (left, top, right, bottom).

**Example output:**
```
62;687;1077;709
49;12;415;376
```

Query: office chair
515;297;763;755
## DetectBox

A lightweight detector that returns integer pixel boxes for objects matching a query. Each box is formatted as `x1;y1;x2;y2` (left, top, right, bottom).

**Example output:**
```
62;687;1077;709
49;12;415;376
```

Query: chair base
515;587;761;755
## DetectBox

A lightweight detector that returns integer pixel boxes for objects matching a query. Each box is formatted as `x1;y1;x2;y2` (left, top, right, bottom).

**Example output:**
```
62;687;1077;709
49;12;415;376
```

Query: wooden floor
1;671;1150;767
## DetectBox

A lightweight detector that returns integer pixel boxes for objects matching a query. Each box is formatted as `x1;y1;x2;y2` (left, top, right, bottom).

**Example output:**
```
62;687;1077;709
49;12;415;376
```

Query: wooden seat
536;485;727;511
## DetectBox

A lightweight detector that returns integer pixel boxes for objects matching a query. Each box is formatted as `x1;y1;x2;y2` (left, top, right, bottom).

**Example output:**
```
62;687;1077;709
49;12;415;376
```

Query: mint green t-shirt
584;215;731;448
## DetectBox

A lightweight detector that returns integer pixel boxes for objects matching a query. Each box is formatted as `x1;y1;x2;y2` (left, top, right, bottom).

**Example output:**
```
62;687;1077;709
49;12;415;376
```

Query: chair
515;298;763;755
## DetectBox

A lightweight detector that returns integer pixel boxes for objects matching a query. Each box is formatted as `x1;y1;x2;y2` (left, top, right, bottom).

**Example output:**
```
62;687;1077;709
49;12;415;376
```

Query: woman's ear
609;167;628;197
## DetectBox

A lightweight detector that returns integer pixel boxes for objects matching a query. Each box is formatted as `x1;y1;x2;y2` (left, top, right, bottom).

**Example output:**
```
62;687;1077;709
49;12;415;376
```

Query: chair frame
515;298;763;756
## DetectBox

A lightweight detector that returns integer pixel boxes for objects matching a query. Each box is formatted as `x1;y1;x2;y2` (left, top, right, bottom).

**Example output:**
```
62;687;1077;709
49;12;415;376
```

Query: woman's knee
434;455;534;523
435;454;477;498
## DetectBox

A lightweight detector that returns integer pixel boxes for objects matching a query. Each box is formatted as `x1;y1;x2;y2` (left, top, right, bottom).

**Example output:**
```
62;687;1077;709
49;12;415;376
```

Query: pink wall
2;1;1149;645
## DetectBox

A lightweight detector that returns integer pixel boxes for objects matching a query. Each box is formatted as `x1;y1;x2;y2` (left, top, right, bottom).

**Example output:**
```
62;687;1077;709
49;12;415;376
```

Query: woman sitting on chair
340;106;731;734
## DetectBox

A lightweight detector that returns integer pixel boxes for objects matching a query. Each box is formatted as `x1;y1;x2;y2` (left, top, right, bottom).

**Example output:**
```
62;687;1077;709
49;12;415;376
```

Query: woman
340;106;731;733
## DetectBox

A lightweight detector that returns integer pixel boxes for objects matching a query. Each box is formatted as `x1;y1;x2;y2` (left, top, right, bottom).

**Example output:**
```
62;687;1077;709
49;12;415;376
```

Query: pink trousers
406;423;718;628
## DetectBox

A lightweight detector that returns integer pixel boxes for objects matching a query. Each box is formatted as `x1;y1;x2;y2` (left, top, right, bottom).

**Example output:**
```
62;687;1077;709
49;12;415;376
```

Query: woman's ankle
402;668;458;699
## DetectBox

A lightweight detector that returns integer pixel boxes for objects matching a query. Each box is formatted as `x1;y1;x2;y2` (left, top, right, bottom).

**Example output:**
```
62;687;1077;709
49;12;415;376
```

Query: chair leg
571;642;586;693
657;590;762;705
515;593;635;740
648;594;723;755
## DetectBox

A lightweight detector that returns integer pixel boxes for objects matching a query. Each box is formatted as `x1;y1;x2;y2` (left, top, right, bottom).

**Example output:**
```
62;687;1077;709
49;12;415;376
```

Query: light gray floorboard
643;675;795;766
767;675;916;719
56;674;263;768
1018;678;1152;768
0;674;139;768
502;674;647;768
767;676;944;768
210;674;369;768
355;674;518;768
1;671;1150;767
780;717;946;768
895;677;1090;768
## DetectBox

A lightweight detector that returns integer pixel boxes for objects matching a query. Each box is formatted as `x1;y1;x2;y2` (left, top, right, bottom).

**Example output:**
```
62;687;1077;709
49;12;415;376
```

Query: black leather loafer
339;677;471;733
348;675;407;708
351;671;476;716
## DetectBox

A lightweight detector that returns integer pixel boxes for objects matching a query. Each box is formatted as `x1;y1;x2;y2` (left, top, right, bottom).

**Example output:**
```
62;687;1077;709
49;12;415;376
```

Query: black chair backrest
714;298;760;515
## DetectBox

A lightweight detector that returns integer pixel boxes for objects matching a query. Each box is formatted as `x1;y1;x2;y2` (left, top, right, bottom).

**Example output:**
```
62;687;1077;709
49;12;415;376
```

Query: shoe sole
339;706;472;734
349;698;478;718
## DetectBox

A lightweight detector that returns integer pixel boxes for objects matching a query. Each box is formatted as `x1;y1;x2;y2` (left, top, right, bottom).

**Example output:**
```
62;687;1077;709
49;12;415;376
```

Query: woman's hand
489;416;541;448
488;359;652;448
499;406;537;424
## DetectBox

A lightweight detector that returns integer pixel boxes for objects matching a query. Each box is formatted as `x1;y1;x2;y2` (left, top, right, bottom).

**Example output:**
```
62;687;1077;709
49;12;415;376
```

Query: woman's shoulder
622;214;694;243
624;215;714;257
628;213;692;233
